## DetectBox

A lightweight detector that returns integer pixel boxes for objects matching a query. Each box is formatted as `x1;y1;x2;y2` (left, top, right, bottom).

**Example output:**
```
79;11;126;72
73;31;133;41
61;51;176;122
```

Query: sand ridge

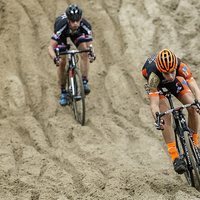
1;0;200;199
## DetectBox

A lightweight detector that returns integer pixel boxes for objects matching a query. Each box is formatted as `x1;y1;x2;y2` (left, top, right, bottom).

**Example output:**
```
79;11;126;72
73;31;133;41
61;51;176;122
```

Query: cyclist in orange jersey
142;49;200;174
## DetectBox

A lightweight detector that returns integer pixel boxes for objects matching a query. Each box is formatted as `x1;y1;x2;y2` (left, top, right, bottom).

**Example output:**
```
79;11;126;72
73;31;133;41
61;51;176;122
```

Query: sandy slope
1;0;200;199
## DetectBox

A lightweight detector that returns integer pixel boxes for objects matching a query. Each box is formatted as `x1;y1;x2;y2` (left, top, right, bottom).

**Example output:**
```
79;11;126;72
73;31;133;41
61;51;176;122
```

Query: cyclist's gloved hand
196;107;200;114
88;53;96;63
155;118;165;131
54;57;60;66
195;99;200;115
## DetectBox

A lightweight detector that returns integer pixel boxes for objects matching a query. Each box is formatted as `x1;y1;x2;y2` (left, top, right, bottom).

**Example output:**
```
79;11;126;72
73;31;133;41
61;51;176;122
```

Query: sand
1;0;200;199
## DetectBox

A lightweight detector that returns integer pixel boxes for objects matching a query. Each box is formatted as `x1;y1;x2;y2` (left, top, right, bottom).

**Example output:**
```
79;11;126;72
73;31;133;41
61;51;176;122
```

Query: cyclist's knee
80;52;88;61
187;105;196;115
58;60;66;69
163;113;171;123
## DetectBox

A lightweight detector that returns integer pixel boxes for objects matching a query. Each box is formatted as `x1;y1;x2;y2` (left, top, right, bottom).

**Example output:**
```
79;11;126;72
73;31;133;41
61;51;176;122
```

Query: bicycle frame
68;53;78;97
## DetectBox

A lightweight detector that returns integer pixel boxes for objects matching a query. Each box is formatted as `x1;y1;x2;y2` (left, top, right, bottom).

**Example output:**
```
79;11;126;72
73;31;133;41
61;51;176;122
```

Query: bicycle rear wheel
71;68;85;125
184;131;200;189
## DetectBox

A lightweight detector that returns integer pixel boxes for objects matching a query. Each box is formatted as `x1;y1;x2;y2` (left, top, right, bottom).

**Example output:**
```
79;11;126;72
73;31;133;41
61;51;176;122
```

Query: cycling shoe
83;84;90;95
59;93;68;106
173;158;187;174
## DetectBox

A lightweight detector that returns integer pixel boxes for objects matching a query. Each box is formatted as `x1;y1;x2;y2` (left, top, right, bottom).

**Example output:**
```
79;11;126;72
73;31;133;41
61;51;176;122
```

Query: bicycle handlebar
156;99;200;120
55;44;94;65
59;47;93;55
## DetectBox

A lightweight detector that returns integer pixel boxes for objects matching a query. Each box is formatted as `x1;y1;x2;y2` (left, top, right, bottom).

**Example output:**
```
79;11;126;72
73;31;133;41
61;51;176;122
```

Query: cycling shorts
158;76;192;100
54;33;92;52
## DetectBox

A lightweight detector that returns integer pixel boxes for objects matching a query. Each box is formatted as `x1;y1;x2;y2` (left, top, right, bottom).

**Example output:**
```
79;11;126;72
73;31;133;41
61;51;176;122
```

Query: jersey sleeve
177;60;194;84
81;18;93;38
51;14;68;41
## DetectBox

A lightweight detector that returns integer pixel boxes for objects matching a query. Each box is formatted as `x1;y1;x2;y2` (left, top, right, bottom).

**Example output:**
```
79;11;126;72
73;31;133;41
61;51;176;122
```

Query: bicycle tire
72;68;85;126
173;118;195;186
67;71;76;119
184;131;200;189
175;128;194;186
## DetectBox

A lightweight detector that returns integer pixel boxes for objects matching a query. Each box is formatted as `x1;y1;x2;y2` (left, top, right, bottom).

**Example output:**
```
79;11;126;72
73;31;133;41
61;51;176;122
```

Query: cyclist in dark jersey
142;49;200;174
48;5;96;106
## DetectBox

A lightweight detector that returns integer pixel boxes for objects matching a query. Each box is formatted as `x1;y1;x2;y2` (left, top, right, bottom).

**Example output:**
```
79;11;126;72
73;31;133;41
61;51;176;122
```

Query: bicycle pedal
75;96;82;101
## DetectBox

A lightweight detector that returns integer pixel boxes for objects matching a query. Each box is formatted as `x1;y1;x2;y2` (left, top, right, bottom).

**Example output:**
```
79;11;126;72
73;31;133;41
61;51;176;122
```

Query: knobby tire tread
73;68;85;126
175;128;194;187
184;131;200;189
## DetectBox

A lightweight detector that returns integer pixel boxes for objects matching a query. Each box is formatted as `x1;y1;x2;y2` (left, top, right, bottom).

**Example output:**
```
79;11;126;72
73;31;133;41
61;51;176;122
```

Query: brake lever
195;99;200;110
89;44;93;53
88;44;95;63
155;112;160;123
55;48;60;66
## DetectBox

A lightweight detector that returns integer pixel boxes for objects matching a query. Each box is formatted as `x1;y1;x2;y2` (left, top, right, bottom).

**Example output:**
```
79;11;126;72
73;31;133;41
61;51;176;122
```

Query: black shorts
158;76;192;100
54;33;92;52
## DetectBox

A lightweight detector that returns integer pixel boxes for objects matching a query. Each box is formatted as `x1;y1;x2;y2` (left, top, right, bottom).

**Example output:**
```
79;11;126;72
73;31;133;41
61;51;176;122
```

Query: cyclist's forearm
150;96;160;120
151;106;160;120
48;46;56;60
48;39;58;60
188;80;200;102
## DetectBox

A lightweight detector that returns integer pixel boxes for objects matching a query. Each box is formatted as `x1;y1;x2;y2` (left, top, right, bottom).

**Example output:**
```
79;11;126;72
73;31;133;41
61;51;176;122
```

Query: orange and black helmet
156;49;178;72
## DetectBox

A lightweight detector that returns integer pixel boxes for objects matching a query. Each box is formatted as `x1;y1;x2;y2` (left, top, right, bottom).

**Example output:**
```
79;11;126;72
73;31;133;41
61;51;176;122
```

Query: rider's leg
57;54;67;93
57;54;68;106
77;42;90;77
77;42;91;94
159;97;179;162
160;96;186;174
179;92;199;147
175;76;199;147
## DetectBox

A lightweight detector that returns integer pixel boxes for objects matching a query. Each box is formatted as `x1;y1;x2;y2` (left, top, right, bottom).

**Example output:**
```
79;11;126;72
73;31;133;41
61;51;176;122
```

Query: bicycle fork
174;116;193;168
68;54;76;96
70;70;75;96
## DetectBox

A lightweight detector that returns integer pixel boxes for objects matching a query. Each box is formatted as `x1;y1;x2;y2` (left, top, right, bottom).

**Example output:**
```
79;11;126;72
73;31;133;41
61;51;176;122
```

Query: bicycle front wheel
72;68;85;126
175;130;194;186
184;131;200;189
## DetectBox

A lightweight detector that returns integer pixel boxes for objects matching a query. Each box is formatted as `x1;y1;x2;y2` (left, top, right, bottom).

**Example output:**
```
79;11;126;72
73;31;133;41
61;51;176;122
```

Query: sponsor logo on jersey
158;89;164;95
182;66;189;76
56;24;67;38
82;24;92;35
176;82;181;87
52;33;58;39
61;13;67;19
162;79;169;84
176;86;182;94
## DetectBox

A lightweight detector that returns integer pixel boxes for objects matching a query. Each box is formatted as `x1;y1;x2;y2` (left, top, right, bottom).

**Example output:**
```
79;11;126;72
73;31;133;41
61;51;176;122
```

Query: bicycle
55;43;94;126
156;90;200;189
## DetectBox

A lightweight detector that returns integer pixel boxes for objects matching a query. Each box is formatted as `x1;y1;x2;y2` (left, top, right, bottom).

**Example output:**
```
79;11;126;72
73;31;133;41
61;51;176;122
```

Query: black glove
54;57;59;66
155;118;165;131
195;99;200;114
54;57;57;64
88;53;96;63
